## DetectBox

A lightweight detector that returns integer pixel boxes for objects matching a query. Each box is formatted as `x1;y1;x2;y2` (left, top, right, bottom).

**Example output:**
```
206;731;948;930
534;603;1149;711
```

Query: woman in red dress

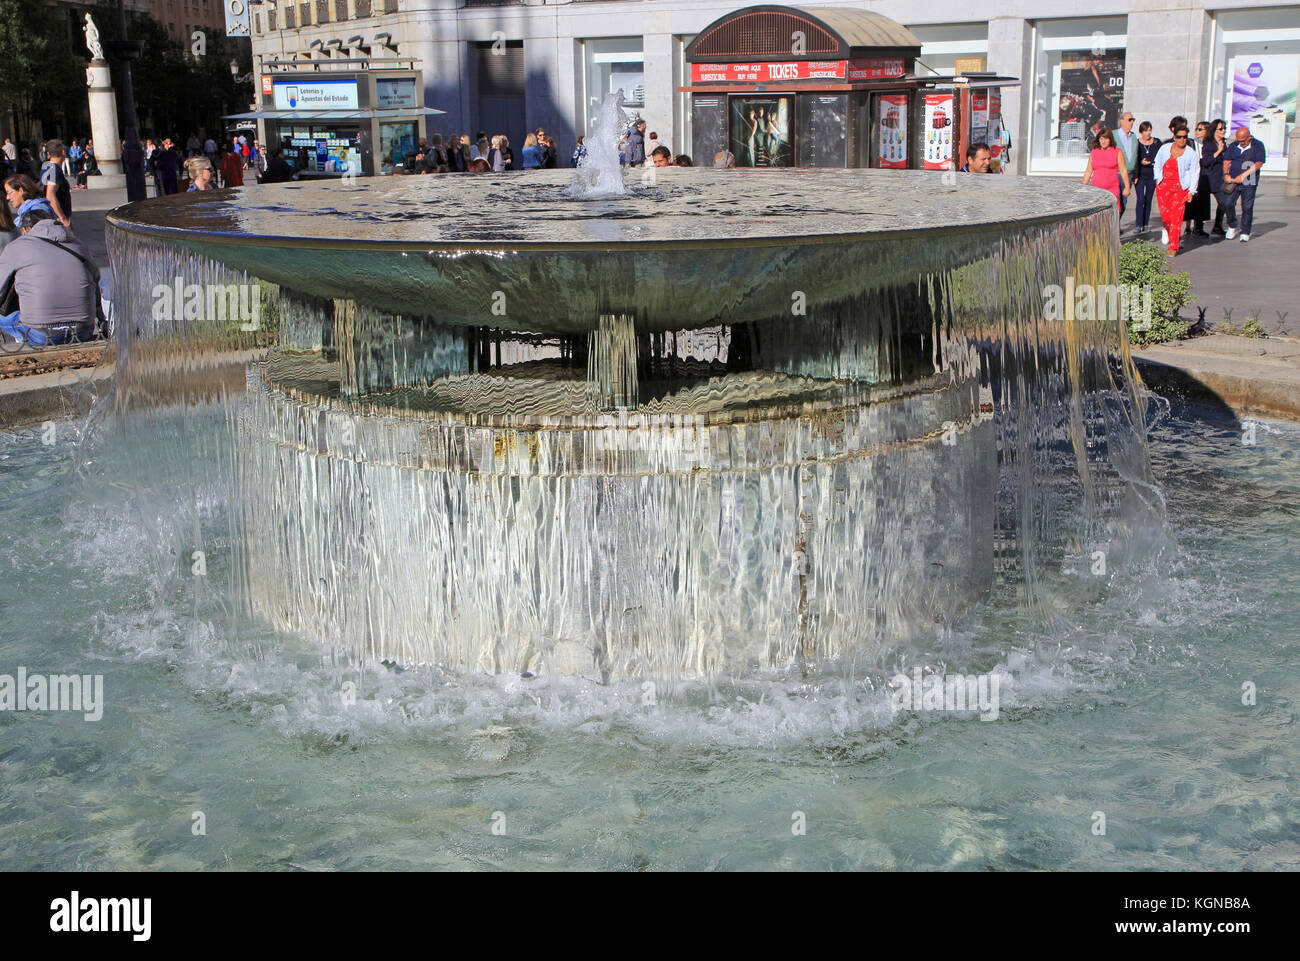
1154;125;1198;256
1082;126;1131;213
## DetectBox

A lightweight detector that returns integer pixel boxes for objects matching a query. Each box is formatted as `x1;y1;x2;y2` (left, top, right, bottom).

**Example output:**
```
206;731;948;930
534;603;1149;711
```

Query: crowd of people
143;133;278;195
1083;113;1267;255
398;120;694;174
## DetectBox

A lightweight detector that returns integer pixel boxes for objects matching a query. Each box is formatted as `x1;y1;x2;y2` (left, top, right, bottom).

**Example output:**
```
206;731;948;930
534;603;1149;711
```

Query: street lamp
105;0;146;201
230;59;254;84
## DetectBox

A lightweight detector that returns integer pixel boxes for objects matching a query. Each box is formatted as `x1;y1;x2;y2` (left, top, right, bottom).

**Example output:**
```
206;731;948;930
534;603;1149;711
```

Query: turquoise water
0;401;1296;870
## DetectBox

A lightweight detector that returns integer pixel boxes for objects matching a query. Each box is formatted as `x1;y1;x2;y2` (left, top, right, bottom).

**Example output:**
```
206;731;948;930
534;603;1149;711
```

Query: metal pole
108;0;147;202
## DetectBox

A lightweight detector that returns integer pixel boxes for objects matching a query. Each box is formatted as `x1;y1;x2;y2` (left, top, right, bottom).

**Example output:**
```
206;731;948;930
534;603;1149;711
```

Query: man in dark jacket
0;208;101;346
260;150;296;184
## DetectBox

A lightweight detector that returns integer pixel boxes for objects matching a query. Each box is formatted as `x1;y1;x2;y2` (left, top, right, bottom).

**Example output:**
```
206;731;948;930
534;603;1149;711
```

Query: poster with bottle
1227;55;1298;161
877;93;908;169
923;92;954;170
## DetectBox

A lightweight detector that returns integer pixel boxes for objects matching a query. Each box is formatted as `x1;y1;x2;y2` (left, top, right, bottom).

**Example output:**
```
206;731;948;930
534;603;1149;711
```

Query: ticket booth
683;6;1016;171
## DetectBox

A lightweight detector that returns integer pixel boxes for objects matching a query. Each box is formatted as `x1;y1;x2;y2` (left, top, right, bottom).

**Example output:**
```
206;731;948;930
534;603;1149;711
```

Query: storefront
1026;17;1128;174
1208;6;1300;175
227;71;443;177
682;5;1016;171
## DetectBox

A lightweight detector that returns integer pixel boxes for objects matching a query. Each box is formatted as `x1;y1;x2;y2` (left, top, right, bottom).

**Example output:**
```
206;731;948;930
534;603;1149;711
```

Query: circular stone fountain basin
106;169;1115;335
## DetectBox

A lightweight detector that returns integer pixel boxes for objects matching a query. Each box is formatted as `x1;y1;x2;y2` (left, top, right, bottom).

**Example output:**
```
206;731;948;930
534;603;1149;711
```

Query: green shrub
1118;241;1195;346
1242;317;1267;339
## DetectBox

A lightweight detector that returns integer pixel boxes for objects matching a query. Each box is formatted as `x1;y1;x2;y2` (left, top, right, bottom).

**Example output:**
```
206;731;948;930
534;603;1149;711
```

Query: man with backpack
0;207;102;346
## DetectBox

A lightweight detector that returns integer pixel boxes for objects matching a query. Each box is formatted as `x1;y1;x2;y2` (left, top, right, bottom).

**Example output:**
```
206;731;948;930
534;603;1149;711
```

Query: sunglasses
1175;133;1189;139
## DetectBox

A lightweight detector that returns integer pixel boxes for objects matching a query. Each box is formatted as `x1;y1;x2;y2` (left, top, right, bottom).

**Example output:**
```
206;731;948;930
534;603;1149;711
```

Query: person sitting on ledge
674;154;693;167
0;207;101;347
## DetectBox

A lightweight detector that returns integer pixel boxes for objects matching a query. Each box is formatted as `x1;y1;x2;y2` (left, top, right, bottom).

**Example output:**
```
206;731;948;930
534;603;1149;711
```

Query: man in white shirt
1113;111;1138;227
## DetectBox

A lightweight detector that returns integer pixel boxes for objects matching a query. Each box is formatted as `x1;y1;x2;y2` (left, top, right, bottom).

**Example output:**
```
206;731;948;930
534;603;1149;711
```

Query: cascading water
97;169;1162;685
564;89;629;200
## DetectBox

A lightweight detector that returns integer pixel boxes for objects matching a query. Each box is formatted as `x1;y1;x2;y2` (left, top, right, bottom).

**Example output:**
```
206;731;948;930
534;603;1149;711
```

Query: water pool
0;400;1295;870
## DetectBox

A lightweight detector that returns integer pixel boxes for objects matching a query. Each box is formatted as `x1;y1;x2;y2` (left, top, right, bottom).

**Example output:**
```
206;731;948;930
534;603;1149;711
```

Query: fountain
101;133;1153;683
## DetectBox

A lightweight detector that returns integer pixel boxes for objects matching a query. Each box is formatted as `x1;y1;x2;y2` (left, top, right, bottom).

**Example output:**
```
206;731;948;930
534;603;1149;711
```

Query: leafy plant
1118;241;1195;345
1242;317;1267;339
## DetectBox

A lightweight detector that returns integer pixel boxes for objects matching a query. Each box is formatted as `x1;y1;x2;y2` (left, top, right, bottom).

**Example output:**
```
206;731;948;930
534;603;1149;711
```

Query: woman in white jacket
1152;124;1199;254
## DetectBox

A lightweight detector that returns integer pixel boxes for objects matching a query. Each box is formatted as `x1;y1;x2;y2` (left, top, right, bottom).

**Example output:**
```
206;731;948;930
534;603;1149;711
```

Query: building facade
243;0;1300;176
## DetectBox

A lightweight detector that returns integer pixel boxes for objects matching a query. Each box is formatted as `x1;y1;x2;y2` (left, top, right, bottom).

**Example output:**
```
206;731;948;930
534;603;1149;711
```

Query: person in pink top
1081;126;1131;214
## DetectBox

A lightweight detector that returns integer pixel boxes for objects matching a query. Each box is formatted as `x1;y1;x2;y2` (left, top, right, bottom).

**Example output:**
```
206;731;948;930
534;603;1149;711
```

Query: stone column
86;60;126;189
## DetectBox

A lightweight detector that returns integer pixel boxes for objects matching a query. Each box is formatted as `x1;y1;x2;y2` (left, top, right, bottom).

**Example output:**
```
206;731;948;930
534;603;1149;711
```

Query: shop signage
376;78;417;110
261;75;272;95
224;0;249;38
272;79;359;111
690;58;904;83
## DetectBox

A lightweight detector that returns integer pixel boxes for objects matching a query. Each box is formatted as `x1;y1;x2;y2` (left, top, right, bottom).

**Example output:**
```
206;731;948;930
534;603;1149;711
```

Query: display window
730;97;793;167
1209;7;1300;172
276;125;362;177
1028;17;1127;173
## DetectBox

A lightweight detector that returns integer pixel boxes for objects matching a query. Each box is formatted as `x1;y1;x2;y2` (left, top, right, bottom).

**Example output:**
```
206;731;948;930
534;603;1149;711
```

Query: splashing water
565;89;629;200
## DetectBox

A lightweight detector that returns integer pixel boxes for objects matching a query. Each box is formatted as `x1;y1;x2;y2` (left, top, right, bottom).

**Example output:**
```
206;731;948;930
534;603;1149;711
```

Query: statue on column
84;13;104;62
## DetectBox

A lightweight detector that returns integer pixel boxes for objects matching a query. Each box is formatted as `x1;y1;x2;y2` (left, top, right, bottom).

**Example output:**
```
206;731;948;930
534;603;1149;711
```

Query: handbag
1220;179;1238;195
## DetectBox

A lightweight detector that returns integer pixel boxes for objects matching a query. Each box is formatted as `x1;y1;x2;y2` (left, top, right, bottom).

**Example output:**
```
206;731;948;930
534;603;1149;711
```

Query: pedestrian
650;145;672;167
468;138;491;173
186;133;201;157
80;141;98;186
1133;121;1160;233
39;140;73;229
185;156;215;191
1113;111;1138;225
488;135;506;173
626;120;646;167
674;154;693;167
220;142;244;188
1219;125;1265;243
69;139;84;189
1081;126;1131;214
572;136;587;167
542;136;558;168
203;134;217;167
500;136;514;171
1183;121;1213;237
1;138;15;177
1153;123;1198;255
1203;120;1228;235
647;131;668;158
155;138;182;195
521;134;543;170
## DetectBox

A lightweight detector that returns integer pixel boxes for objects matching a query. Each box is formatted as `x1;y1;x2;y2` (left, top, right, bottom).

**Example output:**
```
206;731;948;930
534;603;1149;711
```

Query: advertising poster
923;93;954;170
877;93;908;169
1227;55;1298;161
988;87;1006;170
1058;51;1125;145
730;97;792;167
970;90;990;144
